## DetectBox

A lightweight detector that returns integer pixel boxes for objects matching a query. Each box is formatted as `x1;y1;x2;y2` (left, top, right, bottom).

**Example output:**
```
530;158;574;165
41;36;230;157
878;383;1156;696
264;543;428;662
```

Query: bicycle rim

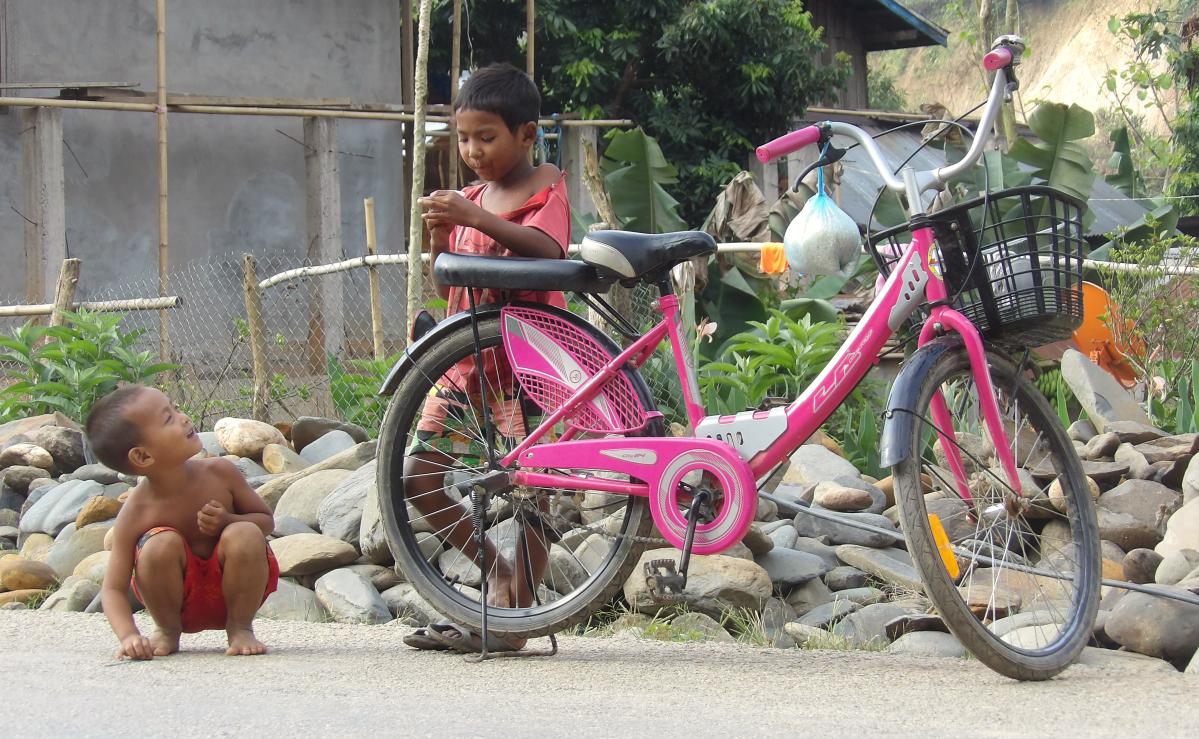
894;347;1099;680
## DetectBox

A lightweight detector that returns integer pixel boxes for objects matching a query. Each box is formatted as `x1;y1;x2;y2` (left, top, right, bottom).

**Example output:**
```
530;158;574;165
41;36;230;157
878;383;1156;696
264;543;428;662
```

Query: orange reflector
928;513;960;579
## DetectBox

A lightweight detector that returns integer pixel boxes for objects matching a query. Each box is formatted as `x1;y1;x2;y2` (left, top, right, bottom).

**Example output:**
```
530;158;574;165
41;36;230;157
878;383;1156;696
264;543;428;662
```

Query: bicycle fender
377;304;505;396
878;336;963;469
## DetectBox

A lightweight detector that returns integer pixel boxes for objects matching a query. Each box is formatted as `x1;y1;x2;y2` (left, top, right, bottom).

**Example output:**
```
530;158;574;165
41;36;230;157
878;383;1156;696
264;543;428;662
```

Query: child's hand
419;190;482;231
117;633;155;660
197;499;230;536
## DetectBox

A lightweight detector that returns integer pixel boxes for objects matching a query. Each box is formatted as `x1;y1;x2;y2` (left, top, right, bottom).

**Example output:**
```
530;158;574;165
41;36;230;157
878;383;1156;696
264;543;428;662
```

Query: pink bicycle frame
504;226;1021;507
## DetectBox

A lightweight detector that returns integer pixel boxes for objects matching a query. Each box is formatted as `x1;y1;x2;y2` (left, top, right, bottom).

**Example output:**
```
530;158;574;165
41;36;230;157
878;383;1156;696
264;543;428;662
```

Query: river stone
796;598;858;628
761;597;798;648
299;430;357;464
785;577;836;616
1183;455;1199;505
782;445;859;486
222;457;267;480
0;554;57;590
343;563;402;591
380;583;439;625
19;532;54;562
1105;420;1167;445
38;575;99;612
755;547;830;588
1067;418;1097;443
19;480;103;536
274;469;353;530
259;578;329;622
1114;443;1154;480
814;484;874;512
46;521;113;578
741;524;774;555
64;464;121;485
75;496;122;529
767;523;799;550
671;611;736;643
1133;433;1199;464
1099;479;1181;529
782;622;829;647
1048;475;1100;513
624;549;771;617
794;510;898;548
889;630;967;658
823;565;869;591
270;533;359;576
835;545;923;592
1082;432;1121;461
262;444;310;474
934;432;993;476
316;461;376;548
214;417;286;460
831;602;913;646
831;586;888;606
358;483;392;566
543;544;587;593
0;589;48;607
272;516;318;538
1096;508;1163;551
258;441;378;510
1105;587;1199;662
292;417;370;453
0;444;54;471
1073;646;1178;673
789;536;840;571
1156;498;1199;560
72;550;110;586
197;432;226;457
1122;548;1164;584
32;426;85;474
3;466;50;495
1155;549;1199;585
313;568;391;624
1061;349;1154;432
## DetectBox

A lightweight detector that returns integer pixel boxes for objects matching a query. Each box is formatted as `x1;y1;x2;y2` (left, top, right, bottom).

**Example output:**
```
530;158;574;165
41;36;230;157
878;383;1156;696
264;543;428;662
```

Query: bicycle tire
892;346;1100;680
378;312;662;638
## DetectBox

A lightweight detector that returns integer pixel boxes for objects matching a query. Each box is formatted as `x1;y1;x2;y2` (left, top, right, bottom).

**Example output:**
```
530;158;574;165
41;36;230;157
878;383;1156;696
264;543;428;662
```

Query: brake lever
790;142;847;193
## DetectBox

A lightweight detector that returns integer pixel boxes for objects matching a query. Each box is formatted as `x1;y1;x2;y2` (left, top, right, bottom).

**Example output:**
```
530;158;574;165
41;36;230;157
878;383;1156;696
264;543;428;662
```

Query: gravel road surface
2;611;1193;737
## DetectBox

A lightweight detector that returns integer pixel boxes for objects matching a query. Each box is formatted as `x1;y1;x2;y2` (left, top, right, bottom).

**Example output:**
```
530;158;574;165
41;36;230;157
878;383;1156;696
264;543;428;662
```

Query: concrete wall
0;0;406;303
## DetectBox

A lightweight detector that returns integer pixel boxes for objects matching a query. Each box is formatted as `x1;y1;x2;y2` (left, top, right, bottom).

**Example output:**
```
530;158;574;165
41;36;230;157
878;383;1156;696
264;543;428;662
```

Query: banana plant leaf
1105;126;1144;199
1008;103;1096;203
601;128;688;234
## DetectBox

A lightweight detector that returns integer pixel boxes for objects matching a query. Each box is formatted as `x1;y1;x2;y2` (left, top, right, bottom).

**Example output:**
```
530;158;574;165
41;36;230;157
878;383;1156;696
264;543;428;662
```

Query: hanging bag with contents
782;165;861;277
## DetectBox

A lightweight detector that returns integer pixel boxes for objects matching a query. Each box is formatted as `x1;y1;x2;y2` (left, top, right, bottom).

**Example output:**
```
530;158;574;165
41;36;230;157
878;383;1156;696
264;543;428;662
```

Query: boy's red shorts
131;526;280;633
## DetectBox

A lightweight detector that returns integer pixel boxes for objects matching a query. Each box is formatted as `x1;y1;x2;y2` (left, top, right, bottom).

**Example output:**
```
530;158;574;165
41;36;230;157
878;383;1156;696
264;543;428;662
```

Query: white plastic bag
783;169;861;277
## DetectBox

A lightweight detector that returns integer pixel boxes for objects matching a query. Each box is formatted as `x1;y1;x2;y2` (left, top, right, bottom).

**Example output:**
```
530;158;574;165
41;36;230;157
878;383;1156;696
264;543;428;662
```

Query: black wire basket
867;185;1088;349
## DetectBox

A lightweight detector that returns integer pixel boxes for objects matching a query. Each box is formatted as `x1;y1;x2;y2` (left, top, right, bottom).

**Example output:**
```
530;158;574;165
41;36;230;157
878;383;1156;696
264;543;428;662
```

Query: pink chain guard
518;438;757;554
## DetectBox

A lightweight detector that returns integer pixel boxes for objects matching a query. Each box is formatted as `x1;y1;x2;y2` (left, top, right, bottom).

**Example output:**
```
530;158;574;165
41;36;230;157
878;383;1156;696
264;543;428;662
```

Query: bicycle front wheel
377;312;661;638
892;345;1099;680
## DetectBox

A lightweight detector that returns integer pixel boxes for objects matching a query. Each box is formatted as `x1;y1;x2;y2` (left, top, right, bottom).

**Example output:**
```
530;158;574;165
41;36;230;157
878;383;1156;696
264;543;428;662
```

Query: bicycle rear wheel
892;344;1099;680
377;312;661;638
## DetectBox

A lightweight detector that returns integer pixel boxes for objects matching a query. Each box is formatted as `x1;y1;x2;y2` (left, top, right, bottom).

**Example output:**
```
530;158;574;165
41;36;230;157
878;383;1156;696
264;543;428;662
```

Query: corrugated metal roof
799;114;1148;241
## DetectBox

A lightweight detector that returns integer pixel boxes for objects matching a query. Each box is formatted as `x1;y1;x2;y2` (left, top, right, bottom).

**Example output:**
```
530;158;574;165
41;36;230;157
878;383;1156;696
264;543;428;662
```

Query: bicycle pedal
644;558;687;601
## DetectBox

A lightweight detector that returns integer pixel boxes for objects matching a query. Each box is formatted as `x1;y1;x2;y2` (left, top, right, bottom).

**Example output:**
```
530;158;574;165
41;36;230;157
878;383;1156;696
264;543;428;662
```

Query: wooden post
748;154;780;204
364;197;386;360
304;117;344;372
562;124;598;222
406;0;434;346
47;258;81;330
20;107;66;312
401;0;415;252
155;0;171;362
242;255;270;422
448;0;462;191
526;0;535;77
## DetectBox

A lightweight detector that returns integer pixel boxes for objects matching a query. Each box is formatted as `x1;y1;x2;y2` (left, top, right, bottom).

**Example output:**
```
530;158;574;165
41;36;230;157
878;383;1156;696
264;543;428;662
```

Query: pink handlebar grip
755;125;821;163
983;47;1012;71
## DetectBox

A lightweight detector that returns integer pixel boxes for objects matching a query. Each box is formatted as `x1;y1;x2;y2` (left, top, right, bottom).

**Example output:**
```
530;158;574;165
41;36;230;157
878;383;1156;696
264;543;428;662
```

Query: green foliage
430;0;848;225
698;309;843;416
1106;126;1147;198
0;310;178;423
327;353;398;435
600;128;687;233
867;70;908;112
827;387;886;480
1008;103;1097;203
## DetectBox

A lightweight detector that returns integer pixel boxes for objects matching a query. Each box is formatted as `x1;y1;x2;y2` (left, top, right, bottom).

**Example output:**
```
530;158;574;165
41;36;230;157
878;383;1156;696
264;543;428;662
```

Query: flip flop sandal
403;625;452;651
425;622;523;654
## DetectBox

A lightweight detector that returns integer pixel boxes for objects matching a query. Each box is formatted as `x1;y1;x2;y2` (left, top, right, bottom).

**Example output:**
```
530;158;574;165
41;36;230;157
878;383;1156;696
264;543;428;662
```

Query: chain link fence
0;251;689;432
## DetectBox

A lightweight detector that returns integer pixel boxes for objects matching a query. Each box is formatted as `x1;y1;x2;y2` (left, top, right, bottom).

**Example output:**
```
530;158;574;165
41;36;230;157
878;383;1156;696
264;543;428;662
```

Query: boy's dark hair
454;63;540;131
85;385;148;474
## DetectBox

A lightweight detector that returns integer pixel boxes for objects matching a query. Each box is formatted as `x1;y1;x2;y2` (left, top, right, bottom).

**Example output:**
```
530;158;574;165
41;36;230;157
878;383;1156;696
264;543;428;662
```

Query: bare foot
150;630;180;657
226;628;267;656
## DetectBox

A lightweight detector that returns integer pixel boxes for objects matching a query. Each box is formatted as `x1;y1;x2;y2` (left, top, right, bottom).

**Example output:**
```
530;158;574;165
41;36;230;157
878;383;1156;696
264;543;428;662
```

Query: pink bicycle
378;36;1099;680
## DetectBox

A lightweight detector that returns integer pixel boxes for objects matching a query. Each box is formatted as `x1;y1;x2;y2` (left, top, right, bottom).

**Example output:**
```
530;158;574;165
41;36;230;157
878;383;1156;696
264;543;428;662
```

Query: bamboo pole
155;0;171;363
405;0;434;346
46;258;81;330
448;0;462;191
0;296;180;318
364;197;386;360
526;0;535;78
242;255;270;422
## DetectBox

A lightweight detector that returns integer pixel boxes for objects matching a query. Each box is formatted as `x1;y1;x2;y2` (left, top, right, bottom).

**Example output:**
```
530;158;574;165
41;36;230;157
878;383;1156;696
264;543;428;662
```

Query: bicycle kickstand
644;490;710;603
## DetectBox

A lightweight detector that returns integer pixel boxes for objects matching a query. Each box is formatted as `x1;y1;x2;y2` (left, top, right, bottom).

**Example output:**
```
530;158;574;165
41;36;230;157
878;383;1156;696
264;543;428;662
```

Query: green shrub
0;310;177;423
327;353;398;436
